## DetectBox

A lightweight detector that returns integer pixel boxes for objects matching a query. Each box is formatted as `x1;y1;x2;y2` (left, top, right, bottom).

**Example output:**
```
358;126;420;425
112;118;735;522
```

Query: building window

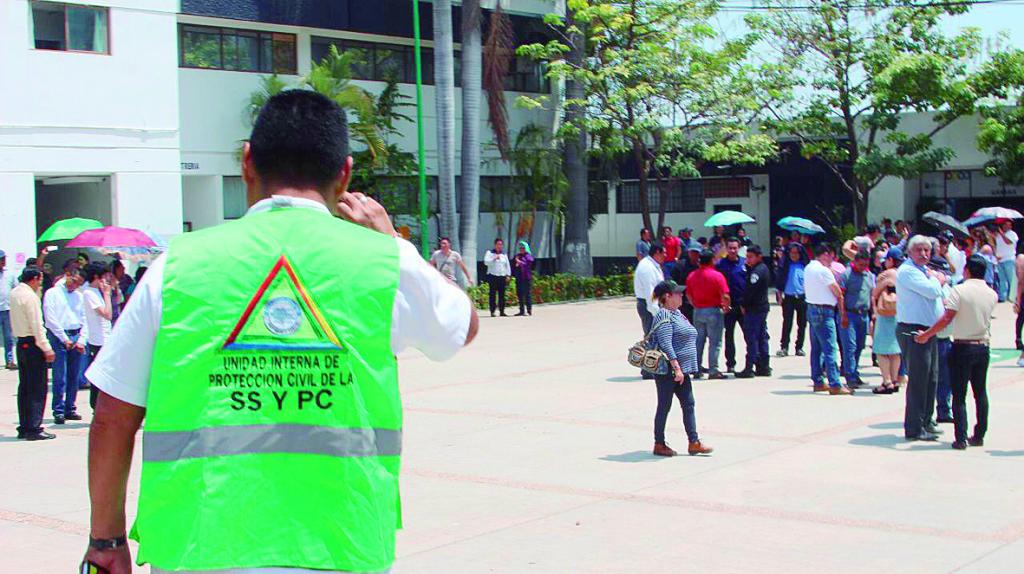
703;178;750;198
31;2;109;54
179;25;296;74
616;179;706;213
505;56;549;93
311;36;547;93
223;177;247;220
312;37;435;85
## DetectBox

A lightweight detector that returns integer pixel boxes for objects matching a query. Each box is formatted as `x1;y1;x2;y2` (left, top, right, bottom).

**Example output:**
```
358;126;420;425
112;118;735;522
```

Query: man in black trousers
914;255;997;449
736;245;772;378
10;267;56;440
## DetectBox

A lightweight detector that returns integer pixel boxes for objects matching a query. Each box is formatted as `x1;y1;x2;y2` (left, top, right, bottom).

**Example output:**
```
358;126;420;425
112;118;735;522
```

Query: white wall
867;177;905;223
113;173;184;238
182;175;225;231
589;175;772;258
0;174;36;271
0;0;182;251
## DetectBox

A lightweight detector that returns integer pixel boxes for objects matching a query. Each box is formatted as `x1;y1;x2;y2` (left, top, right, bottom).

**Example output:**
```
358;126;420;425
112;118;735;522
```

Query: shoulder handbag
876;286;897;317
627;317;671;374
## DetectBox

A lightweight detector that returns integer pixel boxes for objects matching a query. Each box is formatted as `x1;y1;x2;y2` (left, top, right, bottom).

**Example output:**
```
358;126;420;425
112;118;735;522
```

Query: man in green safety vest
83;90;479;574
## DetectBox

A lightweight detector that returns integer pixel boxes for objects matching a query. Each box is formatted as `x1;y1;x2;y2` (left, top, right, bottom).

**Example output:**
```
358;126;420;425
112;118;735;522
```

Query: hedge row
467;273;633;310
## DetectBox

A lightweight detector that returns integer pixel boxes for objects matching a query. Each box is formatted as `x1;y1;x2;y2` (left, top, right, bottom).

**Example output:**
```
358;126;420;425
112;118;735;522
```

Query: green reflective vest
133;206;401;572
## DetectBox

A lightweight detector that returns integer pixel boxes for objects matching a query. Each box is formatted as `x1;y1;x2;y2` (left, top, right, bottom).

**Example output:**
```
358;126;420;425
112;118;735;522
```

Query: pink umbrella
66;226;157;249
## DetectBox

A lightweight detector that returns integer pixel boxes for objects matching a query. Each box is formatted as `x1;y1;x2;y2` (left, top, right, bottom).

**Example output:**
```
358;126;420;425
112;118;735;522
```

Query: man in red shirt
685;249;731;379
661;226;682;275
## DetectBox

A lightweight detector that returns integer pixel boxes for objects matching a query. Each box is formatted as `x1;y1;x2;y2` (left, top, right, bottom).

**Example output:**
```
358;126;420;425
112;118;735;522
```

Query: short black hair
854;249;871;261
250;90;349;193
640;227;650;237
866;224;880;234
20;266;42;283
699;249;714;265
747;245;763;256
817;242;835;255
494;238;504;245
439;237;451;244
77;252;90;262
111;260;125;272
965;254;988;280
648;242;665;256
726;236;740;246
83;262;107;283
62;259;78;271
25;257;38;267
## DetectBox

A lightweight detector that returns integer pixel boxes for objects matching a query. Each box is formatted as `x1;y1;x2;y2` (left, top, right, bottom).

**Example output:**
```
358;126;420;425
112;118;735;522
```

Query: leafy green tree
747;0;1008;227
975;50;1024;185
519;0;778;233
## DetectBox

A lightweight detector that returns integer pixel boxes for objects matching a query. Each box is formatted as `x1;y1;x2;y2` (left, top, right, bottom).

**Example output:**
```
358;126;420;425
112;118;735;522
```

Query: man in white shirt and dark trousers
635;243;665;380
803;243;850;395
994;220;1018;302
43;266;88;424
484;238;511;317
81;262;113;411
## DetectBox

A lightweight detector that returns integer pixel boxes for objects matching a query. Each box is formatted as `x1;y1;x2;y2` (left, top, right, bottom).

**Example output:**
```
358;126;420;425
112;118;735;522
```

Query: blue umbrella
704;210;755;227
777;216;825;235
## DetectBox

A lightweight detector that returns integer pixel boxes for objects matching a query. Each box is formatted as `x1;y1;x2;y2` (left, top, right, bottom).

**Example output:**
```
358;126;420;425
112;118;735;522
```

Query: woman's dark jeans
653;373;698;444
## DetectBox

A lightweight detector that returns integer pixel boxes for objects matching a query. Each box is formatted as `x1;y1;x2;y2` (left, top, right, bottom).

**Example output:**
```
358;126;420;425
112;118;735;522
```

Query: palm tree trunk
559;7;593;276
459;0;482;283
433;0;458;249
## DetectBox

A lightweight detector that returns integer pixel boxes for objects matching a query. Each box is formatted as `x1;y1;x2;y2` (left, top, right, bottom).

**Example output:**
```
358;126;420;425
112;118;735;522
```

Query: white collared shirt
484;250;511;276
43;283;88;345
633;256;664;315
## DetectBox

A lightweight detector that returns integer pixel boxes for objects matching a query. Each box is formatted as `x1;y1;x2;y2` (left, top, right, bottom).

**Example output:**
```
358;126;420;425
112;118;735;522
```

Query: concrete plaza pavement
2;296;1024;573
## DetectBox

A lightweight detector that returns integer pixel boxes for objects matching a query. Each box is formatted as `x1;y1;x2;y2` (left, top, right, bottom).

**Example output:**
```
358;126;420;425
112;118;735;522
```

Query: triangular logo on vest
223;254;343;352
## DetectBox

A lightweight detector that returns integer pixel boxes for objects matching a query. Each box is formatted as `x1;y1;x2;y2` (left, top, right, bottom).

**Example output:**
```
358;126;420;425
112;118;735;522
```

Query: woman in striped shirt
650;280;713;457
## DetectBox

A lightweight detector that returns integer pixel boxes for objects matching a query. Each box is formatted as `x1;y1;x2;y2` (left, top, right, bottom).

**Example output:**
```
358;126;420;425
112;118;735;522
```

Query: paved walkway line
0;508;89;536
405;468;1018;544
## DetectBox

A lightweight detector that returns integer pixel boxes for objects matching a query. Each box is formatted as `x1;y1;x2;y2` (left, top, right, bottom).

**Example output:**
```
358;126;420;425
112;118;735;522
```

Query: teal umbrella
37;217;103;242
704;210;755;227
777;216;825;235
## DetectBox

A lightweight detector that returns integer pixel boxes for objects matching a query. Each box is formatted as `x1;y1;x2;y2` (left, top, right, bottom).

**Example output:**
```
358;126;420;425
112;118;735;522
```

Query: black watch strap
89;535;128;550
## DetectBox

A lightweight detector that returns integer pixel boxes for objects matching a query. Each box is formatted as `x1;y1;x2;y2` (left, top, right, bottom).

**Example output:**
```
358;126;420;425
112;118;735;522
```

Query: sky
710;1;1024;54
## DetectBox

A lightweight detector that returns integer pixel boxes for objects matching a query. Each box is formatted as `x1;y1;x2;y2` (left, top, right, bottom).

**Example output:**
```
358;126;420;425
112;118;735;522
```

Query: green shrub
467;273;633;310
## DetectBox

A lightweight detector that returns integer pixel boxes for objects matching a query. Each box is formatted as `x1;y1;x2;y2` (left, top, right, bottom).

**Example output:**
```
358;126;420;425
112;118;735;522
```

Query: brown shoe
688;441;713;455
5;362;16;371
813;384;828;392
829;386;853;395
653;442;677;457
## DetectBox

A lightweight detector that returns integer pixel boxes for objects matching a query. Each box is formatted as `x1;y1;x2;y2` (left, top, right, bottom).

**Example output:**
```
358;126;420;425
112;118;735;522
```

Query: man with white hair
896;235;948;441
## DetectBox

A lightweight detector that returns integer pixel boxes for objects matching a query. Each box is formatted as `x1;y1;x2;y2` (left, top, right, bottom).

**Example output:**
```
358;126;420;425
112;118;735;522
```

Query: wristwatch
89;534;128;550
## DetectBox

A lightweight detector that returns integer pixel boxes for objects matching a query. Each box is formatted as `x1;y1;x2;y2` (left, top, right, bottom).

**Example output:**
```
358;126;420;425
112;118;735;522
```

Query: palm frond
484;4;514;159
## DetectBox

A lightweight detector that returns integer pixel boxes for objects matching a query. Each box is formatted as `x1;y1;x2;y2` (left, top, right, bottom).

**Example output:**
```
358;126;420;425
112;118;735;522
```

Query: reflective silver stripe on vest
142;424;402;462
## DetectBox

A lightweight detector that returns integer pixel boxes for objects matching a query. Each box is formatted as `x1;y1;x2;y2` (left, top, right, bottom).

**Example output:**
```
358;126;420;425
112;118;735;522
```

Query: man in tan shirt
915;255;997;450
10;267;56;440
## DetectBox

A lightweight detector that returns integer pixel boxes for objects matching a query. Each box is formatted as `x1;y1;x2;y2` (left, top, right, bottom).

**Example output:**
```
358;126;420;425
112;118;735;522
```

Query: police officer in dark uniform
736;245;772;378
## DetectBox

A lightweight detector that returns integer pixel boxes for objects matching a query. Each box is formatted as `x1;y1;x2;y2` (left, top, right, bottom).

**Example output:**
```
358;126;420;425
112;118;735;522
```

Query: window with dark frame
615;179;752;213
179;24;296;74
31;1;109;54
310;36;548;93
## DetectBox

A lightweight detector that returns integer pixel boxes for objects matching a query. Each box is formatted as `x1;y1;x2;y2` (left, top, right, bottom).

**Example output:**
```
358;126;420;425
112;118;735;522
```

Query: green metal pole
412;0;429;259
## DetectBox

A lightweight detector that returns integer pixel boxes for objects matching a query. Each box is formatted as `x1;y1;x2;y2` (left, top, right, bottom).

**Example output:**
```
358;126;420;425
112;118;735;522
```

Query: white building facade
1;1;1016;273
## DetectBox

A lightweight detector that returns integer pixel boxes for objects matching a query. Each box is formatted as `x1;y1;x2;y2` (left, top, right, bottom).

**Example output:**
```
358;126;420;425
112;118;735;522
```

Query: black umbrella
922;211;969;239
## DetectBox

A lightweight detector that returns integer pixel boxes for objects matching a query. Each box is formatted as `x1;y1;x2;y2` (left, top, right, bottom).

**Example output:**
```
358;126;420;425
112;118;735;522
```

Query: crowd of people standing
0;248;142;440
634;216;1018;454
